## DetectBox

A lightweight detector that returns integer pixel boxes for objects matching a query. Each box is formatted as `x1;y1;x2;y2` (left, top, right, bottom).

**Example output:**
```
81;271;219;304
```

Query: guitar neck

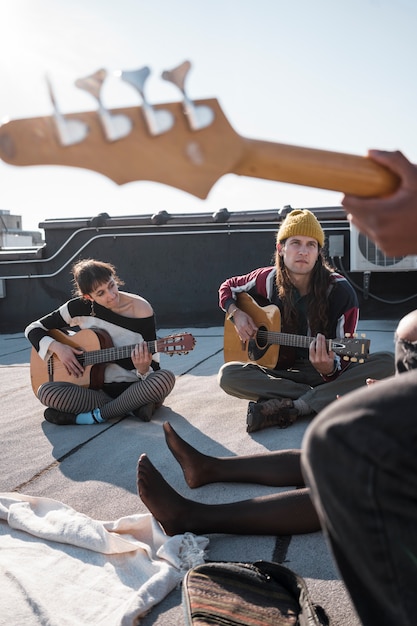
81;340;158;366
235;137;398;197
0;99;399;199
264;330;332;351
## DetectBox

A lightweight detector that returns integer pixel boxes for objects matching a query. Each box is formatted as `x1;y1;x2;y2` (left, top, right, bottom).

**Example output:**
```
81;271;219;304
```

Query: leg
218;361;315;432
137;454;320;536
37;381;111;413
38;370;175;425
302;369;417;626
301;351;395;413
163;422;304;488
100;370;175;419
217;361;311;401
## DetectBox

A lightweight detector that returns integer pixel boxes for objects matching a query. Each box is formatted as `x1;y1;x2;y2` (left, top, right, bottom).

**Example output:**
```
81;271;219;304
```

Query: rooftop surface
0;319;397;624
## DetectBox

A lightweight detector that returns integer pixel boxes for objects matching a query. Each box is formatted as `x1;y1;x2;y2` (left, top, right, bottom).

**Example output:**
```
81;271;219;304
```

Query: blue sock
75;408;105;425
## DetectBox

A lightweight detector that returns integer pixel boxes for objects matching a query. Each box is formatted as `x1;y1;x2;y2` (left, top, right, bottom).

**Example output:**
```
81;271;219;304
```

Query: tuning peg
116;66;174;136
75;68;132;142
46;76;89;146
161;60;214;131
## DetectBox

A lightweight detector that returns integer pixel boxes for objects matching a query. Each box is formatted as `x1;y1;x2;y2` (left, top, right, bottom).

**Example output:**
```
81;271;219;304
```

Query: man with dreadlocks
218;209;394;433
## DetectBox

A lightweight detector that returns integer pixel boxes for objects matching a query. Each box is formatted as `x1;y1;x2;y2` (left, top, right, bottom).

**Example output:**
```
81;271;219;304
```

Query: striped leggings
37;369;176;419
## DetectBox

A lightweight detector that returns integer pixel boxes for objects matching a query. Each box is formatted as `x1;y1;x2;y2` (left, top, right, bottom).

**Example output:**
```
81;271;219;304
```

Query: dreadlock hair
275;244;335;337
71;259;124;298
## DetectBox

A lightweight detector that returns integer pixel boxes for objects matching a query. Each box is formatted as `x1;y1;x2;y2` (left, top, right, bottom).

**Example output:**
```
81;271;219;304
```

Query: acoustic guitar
224;292;370;369
30;327;196;395
0;61;399;198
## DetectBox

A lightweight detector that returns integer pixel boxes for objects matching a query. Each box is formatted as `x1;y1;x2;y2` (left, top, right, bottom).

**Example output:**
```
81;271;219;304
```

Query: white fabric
0;492;208;625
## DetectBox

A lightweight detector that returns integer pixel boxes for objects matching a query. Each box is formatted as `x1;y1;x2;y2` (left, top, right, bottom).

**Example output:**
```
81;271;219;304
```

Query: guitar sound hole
256;326;268;348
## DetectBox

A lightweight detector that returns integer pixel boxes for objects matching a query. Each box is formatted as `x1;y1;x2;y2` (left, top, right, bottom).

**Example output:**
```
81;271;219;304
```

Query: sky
0;0;416;235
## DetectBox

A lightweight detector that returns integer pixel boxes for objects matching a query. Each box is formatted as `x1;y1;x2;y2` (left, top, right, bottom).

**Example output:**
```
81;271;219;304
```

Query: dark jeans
302;338;417;626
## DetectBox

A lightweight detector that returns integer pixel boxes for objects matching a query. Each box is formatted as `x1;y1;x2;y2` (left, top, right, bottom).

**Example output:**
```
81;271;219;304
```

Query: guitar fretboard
255;329;370;358
257;330;333;351
79;340;160;366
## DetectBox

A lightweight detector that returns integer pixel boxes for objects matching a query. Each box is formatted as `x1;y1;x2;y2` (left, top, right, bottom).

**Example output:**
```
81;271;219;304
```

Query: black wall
0;212;416;333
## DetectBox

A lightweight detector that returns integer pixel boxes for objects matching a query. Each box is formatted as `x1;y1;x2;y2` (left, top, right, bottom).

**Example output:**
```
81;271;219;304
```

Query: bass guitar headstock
0;60;400;199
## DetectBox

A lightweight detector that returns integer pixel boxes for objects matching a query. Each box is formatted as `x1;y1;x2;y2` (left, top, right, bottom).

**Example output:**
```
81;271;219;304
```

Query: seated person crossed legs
218;209;394;433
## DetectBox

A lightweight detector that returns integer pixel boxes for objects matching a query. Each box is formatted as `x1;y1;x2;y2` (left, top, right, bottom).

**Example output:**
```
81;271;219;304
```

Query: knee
302;408;336;482
159;369;176;393
302;393;360;489
217;362;241;391
217;363;228;390
37;382;54;404
396;309;417;343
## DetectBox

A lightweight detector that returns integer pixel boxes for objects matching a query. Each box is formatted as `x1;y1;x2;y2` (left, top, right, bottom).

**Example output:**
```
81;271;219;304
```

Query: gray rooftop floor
0;320;397;625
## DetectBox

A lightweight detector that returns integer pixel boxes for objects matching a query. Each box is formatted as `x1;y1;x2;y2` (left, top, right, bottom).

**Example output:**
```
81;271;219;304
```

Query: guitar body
30;328;113;395
224;293;281;368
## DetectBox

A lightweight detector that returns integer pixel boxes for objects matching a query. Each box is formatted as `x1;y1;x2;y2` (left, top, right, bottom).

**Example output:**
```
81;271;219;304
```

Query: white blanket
0;492;208;625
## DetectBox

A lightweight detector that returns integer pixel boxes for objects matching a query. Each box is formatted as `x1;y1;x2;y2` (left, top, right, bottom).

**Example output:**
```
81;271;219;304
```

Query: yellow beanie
277;209;324;248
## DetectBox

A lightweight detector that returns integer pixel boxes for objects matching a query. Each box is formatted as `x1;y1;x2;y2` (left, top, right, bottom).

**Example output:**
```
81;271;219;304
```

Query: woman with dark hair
26;259;175;425
218;209;394;432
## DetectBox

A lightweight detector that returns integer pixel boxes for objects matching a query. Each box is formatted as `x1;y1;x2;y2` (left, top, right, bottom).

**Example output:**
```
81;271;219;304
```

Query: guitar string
254;330;367;357
45;334;193;370
255;330;332;349
82;337;193;365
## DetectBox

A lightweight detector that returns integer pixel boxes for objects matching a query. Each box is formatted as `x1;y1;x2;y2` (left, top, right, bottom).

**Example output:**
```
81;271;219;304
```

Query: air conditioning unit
349;224;417;272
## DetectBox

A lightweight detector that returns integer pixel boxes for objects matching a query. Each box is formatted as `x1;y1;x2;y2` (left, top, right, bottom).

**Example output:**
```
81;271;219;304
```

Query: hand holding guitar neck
0;61;399;198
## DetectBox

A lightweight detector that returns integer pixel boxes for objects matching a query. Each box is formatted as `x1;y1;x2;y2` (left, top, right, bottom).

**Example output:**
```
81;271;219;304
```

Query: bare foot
163;422;215;488
137;453;199;536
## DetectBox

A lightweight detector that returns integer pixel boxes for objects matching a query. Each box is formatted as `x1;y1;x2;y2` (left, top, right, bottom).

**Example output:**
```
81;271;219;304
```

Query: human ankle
75;408;105;425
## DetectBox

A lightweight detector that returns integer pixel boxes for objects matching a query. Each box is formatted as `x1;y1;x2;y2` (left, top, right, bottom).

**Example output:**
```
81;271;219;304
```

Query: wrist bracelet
322;360;339;378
